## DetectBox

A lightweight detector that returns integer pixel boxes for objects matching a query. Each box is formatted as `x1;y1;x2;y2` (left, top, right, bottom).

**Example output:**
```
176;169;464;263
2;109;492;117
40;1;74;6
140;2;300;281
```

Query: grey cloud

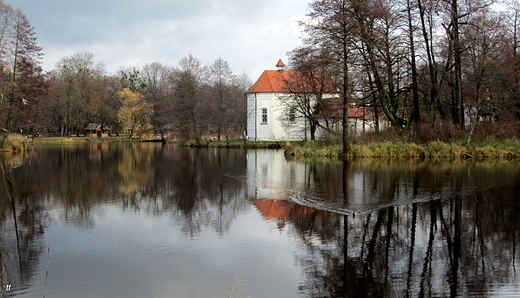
5;0;308;78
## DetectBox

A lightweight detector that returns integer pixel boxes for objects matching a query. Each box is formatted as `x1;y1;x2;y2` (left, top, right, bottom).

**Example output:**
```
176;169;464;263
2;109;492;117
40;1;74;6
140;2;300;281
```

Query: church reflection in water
246;149;520;297
0;146;519;297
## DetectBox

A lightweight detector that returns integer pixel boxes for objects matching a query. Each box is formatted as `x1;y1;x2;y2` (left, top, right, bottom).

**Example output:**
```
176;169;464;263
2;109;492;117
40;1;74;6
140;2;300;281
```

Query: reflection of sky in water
4;145;520;297
19;204;303;298
248;150;520;214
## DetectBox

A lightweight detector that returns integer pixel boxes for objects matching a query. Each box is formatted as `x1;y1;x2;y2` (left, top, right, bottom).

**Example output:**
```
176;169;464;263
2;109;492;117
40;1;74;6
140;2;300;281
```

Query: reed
285;140;520;160
0;133;34;152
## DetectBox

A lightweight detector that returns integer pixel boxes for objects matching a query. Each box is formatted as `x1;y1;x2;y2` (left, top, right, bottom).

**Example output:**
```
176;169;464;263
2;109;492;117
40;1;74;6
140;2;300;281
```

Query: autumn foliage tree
117;88;153;138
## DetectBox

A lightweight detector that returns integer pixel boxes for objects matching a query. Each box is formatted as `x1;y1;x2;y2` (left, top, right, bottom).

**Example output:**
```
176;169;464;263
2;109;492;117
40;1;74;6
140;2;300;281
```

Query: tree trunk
407;0;421;125
417;0;446;124
451;0;464;127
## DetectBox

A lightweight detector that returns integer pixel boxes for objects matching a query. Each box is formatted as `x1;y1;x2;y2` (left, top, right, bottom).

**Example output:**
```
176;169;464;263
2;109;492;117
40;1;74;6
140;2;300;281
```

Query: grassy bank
0;135;146;151
183;139;520;160
0;134;35;152
284;140;520;160
184;140;301;149
32;136;142;144
5;134;519;160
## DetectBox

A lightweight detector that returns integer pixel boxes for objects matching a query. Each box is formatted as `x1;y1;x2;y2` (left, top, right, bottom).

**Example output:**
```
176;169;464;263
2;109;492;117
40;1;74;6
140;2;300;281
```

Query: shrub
0;134;33;152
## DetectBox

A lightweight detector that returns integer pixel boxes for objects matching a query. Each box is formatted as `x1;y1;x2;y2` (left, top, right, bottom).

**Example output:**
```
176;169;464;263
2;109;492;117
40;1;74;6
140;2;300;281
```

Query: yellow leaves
117;144;154;195
3;66;11;75
117;88;154;137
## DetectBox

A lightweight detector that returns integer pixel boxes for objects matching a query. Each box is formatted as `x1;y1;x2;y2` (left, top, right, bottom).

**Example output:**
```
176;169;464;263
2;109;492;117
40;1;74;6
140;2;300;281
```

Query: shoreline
4;136;520;160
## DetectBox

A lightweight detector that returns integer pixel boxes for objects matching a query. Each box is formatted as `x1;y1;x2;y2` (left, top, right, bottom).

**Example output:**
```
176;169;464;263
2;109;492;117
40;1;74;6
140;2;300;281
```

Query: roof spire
276;59;286;73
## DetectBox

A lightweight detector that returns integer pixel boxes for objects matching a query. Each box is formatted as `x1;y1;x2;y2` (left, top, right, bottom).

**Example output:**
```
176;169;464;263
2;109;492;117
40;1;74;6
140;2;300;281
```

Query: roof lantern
276;59;286;73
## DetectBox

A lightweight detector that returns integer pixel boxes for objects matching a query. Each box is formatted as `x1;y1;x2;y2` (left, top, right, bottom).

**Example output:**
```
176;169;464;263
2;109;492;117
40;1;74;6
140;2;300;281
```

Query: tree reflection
289;159;520;297
0;144;251;294
0;146;519;297
244;153;520;297
0;152;47;295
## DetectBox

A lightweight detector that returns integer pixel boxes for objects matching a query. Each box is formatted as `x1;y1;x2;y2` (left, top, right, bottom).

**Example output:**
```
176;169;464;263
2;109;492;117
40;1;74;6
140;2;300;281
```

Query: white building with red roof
246;60;381;141
246;60;298;141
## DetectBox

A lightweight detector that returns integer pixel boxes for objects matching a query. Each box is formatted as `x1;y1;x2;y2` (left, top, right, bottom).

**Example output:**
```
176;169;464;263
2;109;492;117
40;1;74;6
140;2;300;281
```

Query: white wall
247;92;309;141
246;93;256;140
256;93;275;140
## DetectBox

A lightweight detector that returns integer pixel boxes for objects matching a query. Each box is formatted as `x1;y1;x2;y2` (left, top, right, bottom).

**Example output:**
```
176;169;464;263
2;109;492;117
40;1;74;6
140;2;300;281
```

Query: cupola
276;59;286;73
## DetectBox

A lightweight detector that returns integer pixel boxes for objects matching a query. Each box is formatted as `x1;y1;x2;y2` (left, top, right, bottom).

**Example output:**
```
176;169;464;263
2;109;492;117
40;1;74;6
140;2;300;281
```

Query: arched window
261;108;268;124
289;108;296;123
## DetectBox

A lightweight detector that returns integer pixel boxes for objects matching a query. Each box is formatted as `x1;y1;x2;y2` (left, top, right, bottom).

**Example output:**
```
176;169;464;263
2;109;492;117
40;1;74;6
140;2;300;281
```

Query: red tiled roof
320;97;376;120
246;70;294;93
246;69;336;94
349;106;368;118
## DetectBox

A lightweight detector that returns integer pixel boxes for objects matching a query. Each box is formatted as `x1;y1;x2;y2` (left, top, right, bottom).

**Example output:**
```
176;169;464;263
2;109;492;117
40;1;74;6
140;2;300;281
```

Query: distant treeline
2;0;520;147
0;1;250;145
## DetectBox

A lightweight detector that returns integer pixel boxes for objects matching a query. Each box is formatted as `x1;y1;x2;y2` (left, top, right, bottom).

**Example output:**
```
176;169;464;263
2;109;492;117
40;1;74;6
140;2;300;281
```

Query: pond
0;143;519;297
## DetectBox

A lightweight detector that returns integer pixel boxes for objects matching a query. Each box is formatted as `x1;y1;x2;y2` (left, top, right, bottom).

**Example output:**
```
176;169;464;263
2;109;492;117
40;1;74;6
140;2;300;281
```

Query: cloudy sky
6;0;310;81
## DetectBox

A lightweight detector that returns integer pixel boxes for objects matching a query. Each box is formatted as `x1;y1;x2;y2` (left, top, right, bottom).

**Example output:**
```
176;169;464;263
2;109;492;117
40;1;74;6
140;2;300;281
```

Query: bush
0;134;33;152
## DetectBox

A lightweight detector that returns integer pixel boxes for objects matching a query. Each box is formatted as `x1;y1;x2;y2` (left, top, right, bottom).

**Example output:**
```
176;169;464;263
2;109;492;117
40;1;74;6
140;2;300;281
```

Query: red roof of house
246;70;294;93
319;97;376;120
246;70;337;94
349;106;368;118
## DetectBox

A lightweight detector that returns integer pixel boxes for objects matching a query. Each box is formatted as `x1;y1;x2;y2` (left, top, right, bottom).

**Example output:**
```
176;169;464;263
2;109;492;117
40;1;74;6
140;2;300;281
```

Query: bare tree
462;9;507;131
0;4;44;137
209;58;234;142
171;54;211;144
301;0;358;153
119;67;146;93
406;0;421;125
416;0;447;124
49;52;106;134
141;62;173;141
439;0;495;127
351;0;409;129
230;72;251;144
282;47;338;141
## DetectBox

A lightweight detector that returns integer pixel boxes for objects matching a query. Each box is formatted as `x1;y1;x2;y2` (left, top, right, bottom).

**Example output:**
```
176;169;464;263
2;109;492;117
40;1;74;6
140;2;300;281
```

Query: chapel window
261;108;268;124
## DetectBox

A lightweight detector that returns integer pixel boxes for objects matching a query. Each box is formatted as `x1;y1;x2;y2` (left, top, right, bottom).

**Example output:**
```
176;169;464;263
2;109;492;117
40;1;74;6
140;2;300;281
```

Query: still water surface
0;143;519;297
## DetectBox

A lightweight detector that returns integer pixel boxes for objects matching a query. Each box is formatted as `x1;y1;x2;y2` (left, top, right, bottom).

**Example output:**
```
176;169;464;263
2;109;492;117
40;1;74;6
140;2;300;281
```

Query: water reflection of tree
149;148;249;236
0;153;47;295
118;143;154;197
3;146;519;297
0;145;251;293
293;162;520;297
